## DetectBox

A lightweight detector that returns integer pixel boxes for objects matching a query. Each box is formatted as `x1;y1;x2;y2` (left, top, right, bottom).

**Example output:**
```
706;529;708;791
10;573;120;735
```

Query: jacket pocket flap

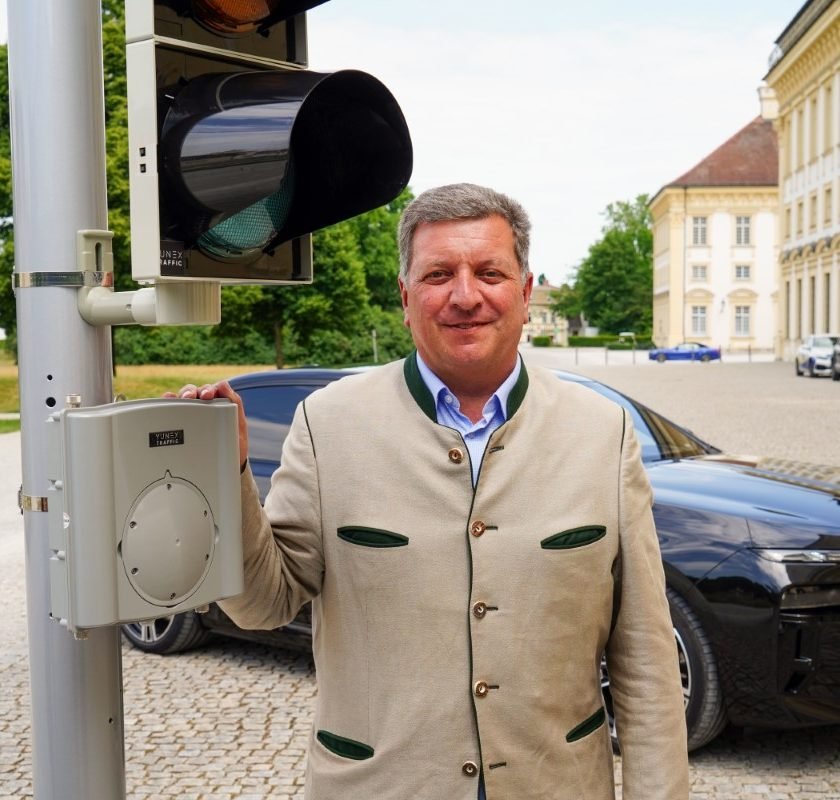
541;525;606;550
566;707;606;743
337;526;409;548
317;729;375;760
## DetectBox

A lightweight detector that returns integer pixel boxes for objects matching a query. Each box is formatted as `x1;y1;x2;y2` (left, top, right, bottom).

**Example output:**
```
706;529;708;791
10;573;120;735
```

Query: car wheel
699;354;710;363
656;353;666;363
121;611;212;655
600;588;726;753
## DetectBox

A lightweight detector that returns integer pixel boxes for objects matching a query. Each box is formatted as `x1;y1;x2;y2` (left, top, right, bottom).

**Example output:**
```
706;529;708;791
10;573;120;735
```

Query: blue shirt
415;353;522;486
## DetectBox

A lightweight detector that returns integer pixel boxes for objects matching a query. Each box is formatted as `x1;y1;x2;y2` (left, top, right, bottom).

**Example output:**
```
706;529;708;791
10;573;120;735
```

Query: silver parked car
795;334;840;377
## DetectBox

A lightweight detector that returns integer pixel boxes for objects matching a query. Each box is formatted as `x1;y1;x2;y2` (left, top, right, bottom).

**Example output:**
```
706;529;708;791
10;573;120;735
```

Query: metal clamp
18;487;48;513
12;271;114;289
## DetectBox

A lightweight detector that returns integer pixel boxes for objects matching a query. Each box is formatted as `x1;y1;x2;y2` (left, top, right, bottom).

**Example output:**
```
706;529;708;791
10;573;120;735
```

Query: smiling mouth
446;322;487;330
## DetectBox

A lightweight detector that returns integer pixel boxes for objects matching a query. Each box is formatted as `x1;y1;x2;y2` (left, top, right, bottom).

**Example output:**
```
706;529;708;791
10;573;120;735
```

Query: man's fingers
162;380;249;469
178;384;199;399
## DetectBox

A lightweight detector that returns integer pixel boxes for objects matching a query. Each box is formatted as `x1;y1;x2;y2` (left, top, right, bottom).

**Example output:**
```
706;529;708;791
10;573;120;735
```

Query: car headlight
754;549;840;563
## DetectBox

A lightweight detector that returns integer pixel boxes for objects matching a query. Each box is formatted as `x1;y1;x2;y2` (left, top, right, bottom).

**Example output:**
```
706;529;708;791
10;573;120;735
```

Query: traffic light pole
8;2;126;798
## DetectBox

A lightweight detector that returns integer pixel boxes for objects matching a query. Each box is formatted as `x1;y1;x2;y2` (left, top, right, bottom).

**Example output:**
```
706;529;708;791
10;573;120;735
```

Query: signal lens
198;163;295;257
192;0;281;34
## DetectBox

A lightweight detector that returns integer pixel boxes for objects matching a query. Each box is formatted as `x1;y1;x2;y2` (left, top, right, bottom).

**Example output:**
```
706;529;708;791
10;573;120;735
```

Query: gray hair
398;183;531;282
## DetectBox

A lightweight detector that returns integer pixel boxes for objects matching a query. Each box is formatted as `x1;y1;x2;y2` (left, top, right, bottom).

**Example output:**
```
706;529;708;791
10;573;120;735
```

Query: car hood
804;346;834;356
647;454;840;548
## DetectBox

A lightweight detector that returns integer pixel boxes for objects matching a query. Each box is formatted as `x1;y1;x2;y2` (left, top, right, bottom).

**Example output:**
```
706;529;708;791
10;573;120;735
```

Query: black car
123;367;840;752
832;339;840;381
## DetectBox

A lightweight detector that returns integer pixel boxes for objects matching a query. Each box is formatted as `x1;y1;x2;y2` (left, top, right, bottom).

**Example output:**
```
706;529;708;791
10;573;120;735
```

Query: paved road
2;354;840;799
520;347;840;466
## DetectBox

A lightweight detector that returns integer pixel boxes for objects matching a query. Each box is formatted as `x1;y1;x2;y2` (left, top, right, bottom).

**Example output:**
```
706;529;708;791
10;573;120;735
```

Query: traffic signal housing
126;1;412;285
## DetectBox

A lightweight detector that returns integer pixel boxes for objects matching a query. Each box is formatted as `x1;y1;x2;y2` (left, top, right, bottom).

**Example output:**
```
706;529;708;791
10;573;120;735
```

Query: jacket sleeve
218;402;324;630
604;410;690;799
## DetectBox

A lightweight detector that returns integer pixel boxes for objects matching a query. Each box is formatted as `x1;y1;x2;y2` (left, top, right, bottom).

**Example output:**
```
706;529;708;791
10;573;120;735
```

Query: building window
810;194;818;230
826;186;833;226
797;201;804;234
785;206;791;239
786;280;791;339
826;272;832;332
825;84;833;154
691;264;707;281
735;264;751;280
811;96;819;160
735;216;751;245
692;217;707;245
797;278;803;338
784;118;793;177
691;306;707;335
734;305;751;336
797;107;804;168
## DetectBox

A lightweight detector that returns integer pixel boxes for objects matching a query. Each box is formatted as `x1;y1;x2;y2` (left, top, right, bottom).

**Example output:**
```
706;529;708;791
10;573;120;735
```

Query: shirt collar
415;352;522;423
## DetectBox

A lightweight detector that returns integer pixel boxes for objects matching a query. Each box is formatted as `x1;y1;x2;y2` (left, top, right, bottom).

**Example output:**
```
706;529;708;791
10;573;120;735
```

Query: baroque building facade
763;0;840;358
648;119;779;352
522;277;568;345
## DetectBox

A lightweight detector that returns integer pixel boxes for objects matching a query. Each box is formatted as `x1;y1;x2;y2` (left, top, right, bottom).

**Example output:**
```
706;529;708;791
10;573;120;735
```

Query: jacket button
448;447;464;464
462;761;479;777
470;520;486;537
472;601;487;618
474;680;489;698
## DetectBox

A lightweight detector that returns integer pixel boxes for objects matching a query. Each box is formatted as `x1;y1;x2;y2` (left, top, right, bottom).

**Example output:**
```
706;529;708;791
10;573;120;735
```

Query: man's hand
164;380;249;471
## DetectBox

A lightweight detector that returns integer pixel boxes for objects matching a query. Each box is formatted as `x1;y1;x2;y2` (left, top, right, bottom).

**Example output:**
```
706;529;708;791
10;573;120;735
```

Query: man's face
399;214;533;392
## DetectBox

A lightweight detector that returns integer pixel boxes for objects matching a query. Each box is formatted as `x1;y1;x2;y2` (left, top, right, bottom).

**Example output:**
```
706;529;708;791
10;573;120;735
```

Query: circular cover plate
122;477;215;606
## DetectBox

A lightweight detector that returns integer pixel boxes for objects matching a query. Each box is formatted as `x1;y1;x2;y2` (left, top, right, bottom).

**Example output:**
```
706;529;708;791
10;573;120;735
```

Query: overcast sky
308;0;803;283
0;1;805;284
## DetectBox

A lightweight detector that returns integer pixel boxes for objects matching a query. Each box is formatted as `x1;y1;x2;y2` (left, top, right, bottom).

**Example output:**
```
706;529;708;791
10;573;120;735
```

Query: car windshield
579;381;719;462
813;336;834;348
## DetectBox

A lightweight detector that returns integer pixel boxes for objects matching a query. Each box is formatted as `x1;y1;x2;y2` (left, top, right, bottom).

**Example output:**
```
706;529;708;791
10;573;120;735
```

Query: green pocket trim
337;526;409;548
566;707;606;743
541;525;606;550
316;729;375;760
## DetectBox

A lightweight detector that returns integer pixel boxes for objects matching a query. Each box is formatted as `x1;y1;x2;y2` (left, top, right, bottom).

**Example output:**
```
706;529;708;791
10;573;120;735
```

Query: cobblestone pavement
3;356;840;798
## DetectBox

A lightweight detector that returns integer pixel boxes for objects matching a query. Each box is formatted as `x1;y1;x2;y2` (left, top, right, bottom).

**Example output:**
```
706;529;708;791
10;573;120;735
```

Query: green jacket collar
403;350;529;423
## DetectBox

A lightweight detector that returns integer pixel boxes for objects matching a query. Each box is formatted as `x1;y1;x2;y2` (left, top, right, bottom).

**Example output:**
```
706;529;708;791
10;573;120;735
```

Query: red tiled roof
667;117;778;188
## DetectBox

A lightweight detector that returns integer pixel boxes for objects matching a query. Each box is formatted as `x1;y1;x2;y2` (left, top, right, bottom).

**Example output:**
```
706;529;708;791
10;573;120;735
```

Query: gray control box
46;398;243;633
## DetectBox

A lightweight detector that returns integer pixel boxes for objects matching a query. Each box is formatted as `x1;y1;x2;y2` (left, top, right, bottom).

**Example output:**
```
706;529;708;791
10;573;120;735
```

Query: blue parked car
649;341;721;363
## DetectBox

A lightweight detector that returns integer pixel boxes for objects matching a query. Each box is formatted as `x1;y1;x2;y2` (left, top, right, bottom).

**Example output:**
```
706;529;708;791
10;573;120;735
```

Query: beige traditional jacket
221;355;689;800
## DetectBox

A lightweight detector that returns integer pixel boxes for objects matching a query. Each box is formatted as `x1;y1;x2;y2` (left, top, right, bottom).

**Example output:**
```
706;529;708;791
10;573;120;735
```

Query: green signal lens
198;164;294;258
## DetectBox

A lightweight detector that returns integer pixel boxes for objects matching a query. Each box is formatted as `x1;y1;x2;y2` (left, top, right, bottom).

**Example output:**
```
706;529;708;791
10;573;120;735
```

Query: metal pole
8;2;126;798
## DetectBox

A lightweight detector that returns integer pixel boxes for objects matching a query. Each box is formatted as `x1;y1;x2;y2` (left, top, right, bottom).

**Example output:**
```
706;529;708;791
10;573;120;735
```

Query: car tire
656;353;666;363
795;360;803;376
600;588;726;753
121;611;212;655
832;368;840;382
667;589;727;750
700;354;710;363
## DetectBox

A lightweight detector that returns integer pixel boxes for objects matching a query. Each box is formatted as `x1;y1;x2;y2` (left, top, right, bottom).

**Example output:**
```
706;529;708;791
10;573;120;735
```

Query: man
178;183;689;799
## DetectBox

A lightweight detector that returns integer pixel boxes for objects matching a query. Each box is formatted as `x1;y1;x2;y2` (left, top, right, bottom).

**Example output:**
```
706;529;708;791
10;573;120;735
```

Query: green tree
0;43;14;354
573;195;652;335
549;281;583;320
102;0;131;292
348;187;413;310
